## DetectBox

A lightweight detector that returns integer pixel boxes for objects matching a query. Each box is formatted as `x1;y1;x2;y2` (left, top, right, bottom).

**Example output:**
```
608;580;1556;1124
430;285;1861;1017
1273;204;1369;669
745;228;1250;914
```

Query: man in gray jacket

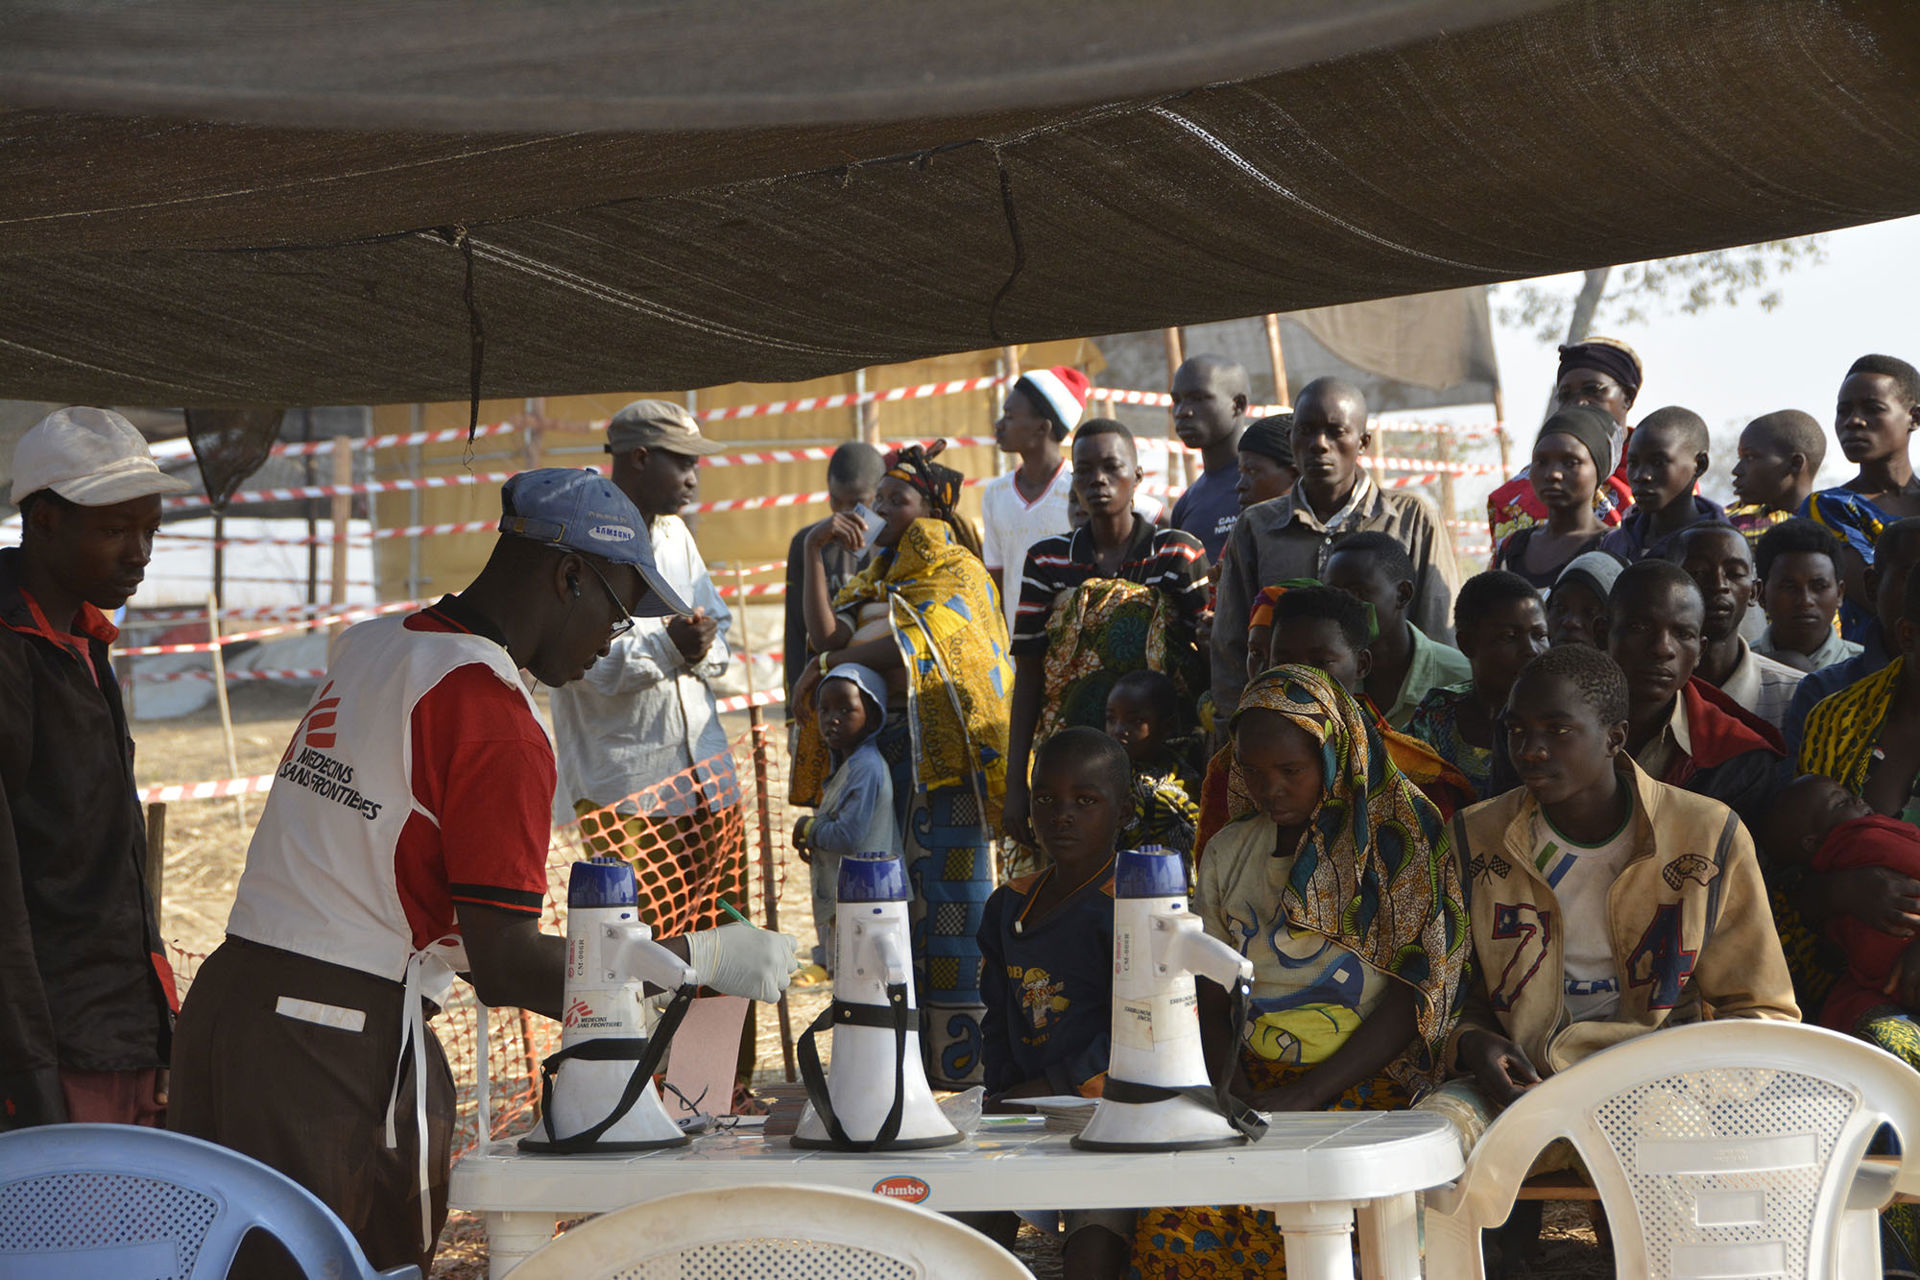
1211;377;1460;720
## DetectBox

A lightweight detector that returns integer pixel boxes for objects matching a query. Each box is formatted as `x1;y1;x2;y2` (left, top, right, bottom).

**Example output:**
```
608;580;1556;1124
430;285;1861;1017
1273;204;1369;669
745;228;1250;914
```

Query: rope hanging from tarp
439;224;486;452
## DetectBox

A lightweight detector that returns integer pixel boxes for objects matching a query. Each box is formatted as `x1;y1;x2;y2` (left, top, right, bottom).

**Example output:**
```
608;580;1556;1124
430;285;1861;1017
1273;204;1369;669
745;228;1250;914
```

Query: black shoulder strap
1100;975;1268;1143
517;982;696;1154
796;982;912;1150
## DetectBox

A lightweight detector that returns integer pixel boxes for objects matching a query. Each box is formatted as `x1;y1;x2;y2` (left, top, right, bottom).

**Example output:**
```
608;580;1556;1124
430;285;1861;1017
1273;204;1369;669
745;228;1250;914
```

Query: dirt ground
138;695;1608;1278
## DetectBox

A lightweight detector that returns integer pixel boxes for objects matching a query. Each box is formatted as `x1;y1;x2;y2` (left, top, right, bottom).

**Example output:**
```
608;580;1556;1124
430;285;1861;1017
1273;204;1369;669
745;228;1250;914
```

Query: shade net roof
1;0;1917;407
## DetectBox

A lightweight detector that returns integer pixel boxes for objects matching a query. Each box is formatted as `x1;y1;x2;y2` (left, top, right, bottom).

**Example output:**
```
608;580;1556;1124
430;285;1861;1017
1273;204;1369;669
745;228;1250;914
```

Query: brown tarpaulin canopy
1;0;1917;407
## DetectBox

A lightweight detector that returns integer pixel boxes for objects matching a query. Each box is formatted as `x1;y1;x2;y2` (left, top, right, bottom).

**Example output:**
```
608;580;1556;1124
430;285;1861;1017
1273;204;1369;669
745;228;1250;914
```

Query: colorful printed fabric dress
791;517;1013;1087
1791;657;1920;1271
1131;667;1468;1279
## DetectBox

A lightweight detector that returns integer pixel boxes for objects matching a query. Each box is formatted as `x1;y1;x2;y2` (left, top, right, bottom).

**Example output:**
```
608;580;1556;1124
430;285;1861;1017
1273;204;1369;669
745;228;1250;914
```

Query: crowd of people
781;343;1920;1276
10;335;1920;1277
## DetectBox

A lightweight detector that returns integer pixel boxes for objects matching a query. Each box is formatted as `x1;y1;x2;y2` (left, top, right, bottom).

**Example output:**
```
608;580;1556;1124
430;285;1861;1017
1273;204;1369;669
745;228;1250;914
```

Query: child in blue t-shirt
976;726;1132;1279
791;663;898;980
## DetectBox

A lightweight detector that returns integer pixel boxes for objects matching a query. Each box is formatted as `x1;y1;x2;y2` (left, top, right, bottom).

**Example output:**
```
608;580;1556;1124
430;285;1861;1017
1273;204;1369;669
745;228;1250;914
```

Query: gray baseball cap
497;467;692;618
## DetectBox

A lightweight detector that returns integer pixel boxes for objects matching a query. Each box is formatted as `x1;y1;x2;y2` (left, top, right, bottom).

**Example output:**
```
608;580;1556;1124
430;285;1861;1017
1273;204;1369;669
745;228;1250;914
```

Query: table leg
485;1209;562;1279
1355;1192;1420;1280
1265;1201;1357;1280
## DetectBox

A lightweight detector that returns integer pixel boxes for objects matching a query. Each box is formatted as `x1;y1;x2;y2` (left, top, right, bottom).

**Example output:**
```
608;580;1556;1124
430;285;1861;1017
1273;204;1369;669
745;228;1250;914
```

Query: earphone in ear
568;577;581;599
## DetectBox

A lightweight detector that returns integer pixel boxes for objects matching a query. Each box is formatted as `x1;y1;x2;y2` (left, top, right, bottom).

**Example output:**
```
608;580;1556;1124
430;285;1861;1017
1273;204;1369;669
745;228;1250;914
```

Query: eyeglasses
580;557;637;640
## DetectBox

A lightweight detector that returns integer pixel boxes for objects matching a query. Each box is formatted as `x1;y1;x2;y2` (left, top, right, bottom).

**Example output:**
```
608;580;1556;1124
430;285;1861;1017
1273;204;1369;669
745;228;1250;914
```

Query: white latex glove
685;924;802;1003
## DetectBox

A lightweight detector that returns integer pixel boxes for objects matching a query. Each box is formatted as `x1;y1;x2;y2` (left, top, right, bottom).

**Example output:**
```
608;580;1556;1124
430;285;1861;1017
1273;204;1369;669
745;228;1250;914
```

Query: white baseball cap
10;407;192;506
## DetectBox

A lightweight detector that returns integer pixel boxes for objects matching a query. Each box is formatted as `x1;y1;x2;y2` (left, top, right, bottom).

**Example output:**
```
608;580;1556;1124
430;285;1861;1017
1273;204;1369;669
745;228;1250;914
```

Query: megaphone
1075;847;1269;1152
520;857;699;1154
793;851;962;1151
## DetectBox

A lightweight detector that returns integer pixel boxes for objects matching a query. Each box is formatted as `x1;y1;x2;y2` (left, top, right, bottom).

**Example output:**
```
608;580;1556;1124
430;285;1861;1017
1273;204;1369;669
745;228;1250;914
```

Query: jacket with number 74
1445;756;1798;1078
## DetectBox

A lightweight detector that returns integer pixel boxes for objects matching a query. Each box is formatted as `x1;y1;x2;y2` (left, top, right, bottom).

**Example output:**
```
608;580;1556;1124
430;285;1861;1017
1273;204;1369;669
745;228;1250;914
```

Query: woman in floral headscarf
1132;664;1468;1278
791;441;1011;1088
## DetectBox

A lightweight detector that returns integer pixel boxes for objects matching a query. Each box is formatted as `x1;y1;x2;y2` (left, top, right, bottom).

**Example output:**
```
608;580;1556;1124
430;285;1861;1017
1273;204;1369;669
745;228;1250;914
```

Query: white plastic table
449;1110;1463;1279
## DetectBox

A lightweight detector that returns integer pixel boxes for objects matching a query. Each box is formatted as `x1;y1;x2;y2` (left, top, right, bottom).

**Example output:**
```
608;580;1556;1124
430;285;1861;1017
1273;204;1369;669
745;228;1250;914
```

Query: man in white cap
548;400;745;936
169;468;798;1277
1;406;189;1131
980;365;1090;636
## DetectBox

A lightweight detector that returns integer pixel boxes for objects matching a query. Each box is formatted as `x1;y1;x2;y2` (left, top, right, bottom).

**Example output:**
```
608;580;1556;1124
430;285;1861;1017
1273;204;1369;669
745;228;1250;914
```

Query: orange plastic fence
165;726;795;1161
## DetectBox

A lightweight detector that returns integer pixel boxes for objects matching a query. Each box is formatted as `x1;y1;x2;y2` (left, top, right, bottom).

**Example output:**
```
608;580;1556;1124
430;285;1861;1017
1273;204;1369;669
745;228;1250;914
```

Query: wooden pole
407;404;423;601
1162;327;1186;377
1000;345;1022;384
1492;387;1513;476
1262;314;1292;406
144;802;167;918
206;593;245;827
857;370;880;446
304;409;319;607
329;436;352;649
1438;429;1460;566
211;513;226;609
736;564;796;1081
1163;328;1193;489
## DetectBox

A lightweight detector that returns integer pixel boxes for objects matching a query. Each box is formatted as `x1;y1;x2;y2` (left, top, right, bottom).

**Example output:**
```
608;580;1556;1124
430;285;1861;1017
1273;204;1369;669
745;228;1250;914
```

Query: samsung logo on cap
588;523;635;543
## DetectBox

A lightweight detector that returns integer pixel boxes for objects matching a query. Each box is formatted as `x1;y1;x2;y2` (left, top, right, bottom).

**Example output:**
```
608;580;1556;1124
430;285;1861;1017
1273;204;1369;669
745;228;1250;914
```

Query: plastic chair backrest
1436;1021;1920;1280
0;1124;420;1280
501;1182;1031;1280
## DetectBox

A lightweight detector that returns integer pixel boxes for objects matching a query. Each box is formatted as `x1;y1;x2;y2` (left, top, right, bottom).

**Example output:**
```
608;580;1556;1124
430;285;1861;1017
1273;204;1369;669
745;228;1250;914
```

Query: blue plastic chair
0;1123;420;1279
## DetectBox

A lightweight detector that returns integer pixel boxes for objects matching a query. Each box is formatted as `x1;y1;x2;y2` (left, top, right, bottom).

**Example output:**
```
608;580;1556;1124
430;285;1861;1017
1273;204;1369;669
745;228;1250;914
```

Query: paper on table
662;995;749;1119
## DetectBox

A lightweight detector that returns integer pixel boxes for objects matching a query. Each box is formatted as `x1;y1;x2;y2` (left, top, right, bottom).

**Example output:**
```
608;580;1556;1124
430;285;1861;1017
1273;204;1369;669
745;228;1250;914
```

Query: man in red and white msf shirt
170;468;799;1278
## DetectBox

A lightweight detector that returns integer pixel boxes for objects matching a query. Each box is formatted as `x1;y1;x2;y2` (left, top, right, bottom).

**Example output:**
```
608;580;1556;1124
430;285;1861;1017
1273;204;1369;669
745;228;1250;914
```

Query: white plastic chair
1424;1021;1920;1279
499;1182;1029;1279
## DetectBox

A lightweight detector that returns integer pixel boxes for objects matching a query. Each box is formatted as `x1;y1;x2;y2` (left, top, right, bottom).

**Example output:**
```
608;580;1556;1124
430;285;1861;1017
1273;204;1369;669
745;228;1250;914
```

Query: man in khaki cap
548;400;747;939
2;407;189;1130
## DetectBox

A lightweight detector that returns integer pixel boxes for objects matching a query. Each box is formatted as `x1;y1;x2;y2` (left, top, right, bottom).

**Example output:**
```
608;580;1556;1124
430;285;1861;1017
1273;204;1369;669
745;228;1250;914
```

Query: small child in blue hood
792;662;899;982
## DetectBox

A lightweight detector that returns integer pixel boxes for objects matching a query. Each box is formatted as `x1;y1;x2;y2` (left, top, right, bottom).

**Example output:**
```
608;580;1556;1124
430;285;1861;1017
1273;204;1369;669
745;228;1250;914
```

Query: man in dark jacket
1;406;188;1128
1604;559;1784;830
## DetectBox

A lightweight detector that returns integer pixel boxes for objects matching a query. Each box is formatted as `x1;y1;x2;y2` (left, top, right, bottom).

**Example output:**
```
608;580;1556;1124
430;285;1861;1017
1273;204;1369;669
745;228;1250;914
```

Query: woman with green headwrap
1132;664;1469;1278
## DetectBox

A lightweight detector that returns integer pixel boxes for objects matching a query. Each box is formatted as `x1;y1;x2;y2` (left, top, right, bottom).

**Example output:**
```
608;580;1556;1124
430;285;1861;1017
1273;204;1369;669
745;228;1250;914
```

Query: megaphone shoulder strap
518;982;697;1154
797;982;911;1150
1100;975;1270;1143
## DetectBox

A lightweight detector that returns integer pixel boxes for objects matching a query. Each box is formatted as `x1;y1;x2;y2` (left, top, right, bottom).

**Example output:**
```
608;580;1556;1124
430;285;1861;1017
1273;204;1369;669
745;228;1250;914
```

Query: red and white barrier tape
124;602;343;626
713;689;786;714
156;528;370;548
696;377;1004;421
135;668;329;683
116;599;424;656
138;774;277;804
159;435;1498;514
208;382;1494;463
164;470;519;514
138;688;789;801
274;420;531;457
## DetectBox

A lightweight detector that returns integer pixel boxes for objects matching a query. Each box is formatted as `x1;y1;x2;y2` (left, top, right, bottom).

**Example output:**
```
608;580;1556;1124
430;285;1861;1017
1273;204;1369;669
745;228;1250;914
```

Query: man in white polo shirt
170;469;798;1278
979;365;1090;636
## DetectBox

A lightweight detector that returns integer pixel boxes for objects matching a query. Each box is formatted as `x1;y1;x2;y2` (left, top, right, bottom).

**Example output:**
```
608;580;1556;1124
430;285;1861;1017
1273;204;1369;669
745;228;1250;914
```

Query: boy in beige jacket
1421;644;1797;1272
1427;643;1797;1135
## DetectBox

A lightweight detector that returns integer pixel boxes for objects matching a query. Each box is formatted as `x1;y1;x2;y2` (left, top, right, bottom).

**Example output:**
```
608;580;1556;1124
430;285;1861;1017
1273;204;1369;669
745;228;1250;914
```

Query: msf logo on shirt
282;683;341;764
277;682;384;821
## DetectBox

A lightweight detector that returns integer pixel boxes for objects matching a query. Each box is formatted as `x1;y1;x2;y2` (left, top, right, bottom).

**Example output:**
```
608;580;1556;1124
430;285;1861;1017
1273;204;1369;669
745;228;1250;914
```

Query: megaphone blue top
1114;847;1186;898
568;856;637;908
837;852;908;903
